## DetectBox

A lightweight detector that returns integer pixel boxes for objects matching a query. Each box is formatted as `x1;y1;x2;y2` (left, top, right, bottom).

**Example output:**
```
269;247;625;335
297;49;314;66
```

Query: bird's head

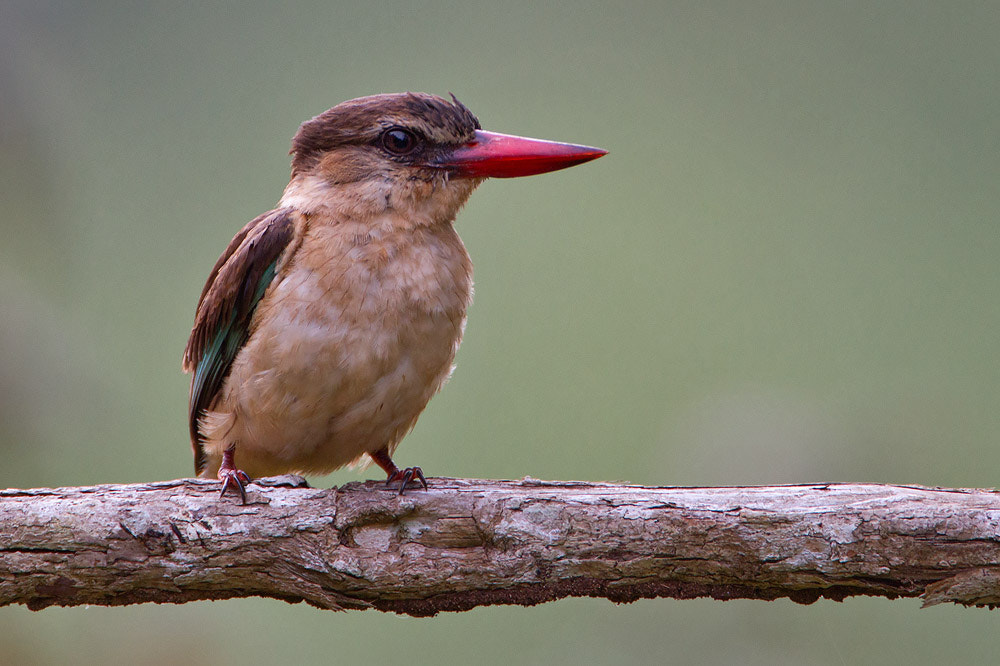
280;92;606;226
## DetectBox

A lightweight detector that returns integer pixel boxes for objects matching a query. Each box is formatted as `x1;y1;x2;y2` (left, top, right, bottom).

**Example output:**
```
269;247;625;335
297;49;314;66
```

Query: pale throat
279;172;482;230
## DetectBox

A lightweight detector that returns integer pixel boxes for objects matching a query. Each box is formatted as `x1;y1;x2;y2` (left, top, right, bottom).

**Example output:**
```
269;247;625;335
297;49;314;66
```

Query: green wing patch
183;208;295;474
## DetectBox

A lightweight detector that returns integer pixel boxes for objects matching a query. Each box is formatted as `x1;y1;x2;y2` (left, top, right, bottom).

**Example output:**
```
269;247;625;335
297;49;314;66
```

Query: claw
385;466;428;495
369;447;428;495
219;468;251;504
217;444;251;504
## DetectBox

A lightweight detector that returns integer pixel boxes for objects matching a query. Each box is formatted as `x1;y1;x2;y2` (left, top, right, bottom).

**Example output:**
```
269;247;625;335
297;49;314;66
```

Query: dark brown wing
183;207;295;474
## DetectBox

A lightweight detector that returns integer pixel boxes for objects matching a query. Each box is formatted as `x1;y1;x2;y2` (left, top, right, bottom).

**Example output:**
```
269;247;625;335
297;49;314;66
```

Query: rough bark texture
2;477;1000;614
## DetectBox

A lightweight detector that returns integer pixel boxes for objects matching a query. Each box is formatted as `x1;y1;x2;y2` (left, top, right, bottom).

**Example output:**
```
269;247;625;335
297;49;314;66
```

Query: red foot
385;466;428;496
218;444;252;504
369;447;428;495
219;468;252;503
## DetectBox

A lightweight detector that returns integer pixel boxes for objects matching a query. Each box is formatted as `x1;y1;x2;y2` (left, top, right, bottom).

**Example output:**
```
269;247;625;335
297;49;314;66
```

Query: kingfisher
183;92;606;501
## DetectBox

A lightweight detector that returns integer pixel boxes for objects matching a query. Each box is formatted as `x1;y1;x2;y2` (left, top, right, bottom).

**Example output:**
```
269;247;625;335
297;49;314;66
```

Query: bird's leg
218;443;252;504
369;447;427;495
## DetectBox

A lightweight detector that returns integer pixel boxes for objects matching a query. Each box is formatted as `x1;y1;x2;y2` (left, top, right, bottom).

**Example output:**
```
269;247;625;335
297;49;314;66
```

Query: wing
182;207;296;474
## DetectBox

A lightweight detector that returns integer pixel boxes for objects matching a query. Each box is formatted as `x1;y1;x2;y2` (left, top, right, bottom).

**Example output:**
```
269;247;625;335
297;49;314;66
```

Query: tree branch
2;477;999;614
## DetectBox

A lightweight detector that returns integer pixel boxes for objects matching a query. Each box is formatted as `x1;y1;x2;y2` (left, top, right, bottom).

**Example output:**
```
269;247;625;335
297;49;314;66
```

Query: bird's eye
381;128;419;155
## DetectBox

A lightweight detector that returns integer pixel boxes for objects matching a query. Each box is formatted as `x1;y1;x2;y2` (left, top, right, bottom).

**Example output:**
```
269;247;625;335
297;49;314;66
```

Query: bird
182;92;606;501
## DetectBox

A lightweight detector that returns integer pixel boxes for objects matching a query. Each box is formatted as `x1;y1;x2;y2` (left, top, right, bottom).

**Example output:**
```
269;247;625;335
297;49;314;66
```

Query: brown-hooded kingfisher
183;92;606;501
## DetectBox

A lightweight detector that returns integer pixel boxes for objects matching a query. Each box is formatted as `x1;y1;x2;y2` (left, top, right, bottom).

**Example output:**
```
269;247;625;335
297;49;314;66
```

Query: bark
2;477;999;615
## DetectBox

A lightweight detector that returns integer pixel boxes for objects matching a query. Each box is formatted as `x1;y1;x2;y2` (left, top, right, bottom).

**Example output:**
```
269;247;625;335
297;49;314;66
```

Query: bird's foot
219;467;252;503
218;444;252;503
368;447;428;495
385;466;428;496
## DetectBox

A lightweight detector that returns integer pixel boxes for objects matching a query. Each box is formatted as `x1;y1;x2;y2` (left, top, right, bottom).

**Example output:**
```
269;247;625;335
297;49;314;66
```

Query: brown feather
182;208;295;371
289;92;480;177
183;207;296;472
185;93;486;480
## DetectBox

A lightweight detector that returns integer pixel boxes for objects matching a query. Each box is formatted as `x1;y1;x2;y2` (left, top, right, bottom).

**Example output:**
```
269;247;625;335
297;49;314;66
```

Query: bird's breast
206;218;473;475
278;219;473;358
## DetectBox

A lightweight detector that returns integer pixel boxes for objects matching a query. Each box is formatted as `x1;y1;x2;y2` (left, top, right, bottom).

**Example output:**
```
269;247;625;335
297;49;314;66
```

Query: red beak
432;130;607;179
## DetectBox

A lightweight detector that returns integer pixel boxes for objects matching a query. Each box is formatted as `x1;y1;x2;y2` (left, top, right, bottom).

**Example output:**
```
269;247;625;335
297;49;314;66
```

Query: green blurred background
2;1;999;663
